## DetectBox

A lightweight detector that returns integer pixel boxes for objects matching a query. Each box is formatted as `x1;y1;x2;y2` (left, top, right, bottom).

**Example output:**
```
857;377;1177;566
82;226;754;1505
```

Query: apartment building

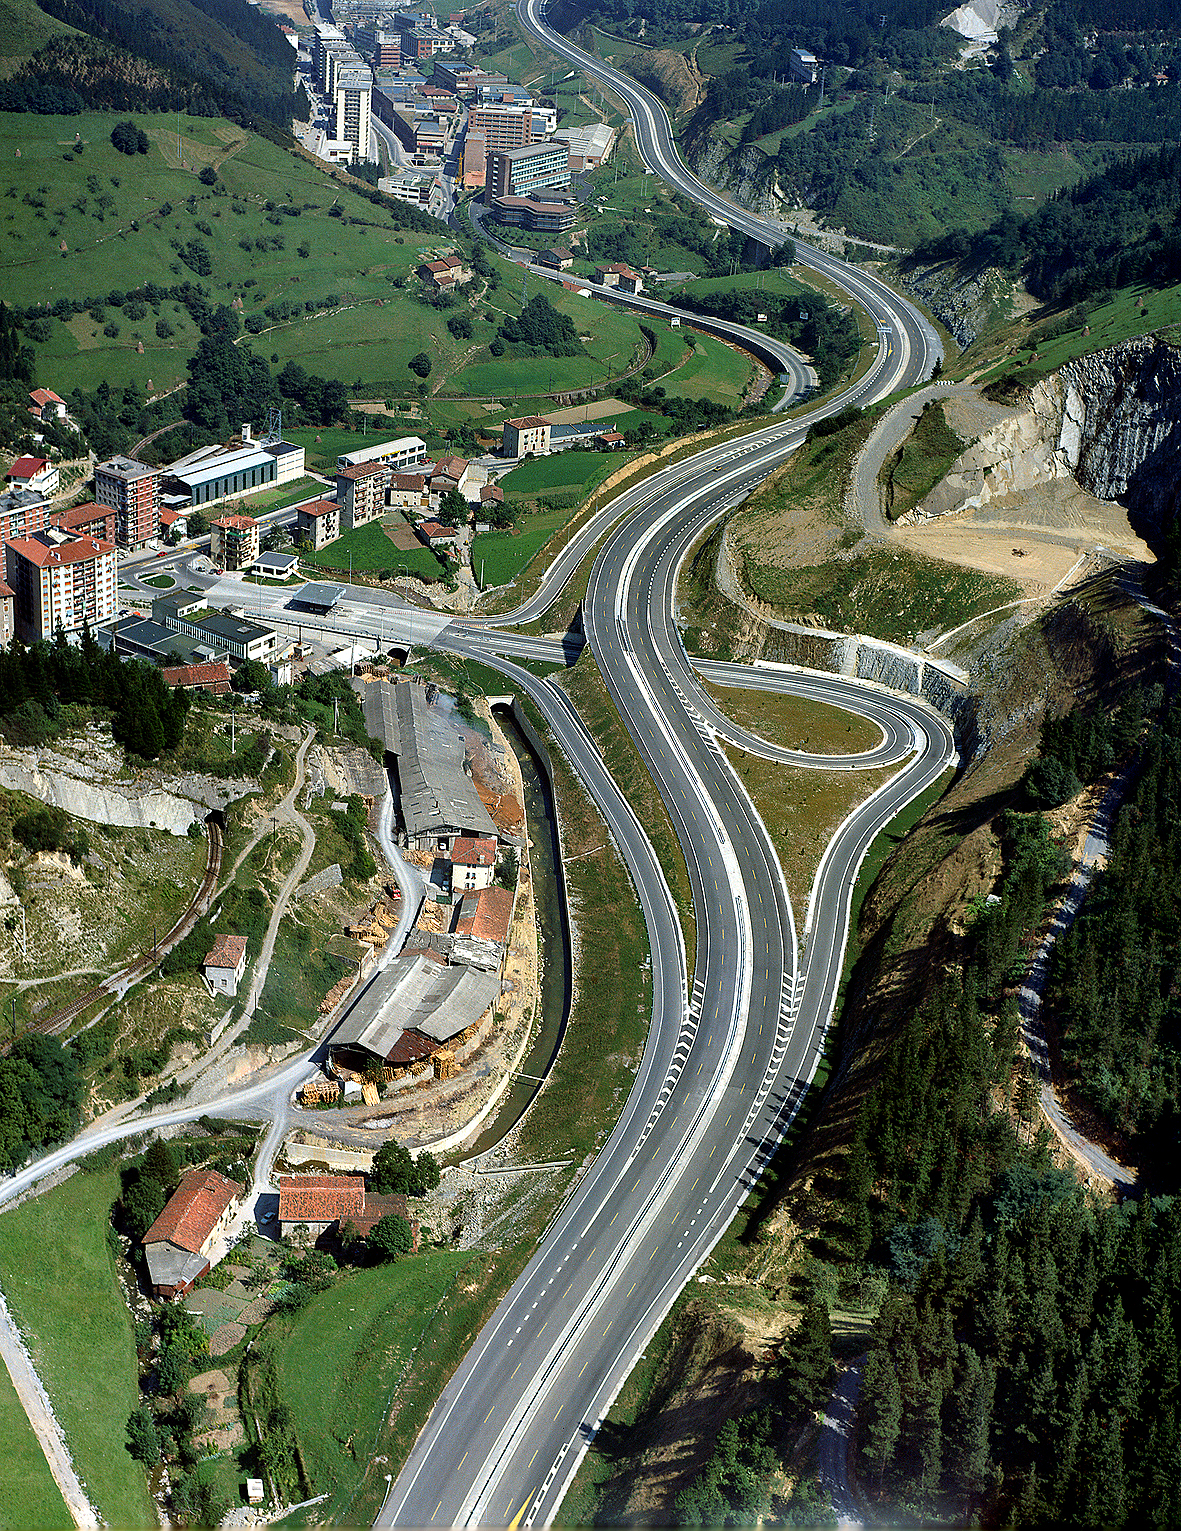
94;456;162;550
485;141;571;201
209;513;259;572
5;529;117;642
336;461;390;530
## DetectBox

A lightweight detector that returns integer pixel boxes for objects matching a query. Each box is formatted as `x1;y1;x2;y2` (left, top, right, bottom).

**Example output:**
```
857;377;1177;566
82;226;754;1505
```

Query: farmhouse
142;1169;243;1298
277;1174;417;1243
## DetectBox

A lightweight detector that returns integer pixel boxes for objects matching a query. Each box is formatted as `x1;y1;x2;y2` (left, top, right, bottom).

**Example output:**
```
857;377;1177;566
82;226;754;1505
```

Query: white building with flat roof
337;436;427;472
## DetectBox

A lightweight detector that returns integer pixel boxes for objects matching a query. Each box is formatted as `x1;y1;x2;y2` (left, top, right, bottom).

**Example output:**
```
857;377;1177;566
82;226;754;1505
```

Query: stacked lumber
319;971;358;1015
300;1079;342;1105
433;1050;458;1081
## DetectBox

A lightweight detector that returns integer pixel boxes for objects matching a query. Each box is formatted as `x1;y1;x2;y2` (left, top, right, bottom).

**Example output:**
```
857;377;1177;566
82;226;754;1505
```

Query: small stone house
203;933;247;996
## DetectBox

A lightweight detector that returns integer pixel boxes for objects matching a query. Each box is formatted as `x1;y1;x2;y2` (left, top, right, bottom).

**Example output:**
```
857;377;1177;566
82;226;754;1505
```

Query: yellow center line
529;1450;539;1469
484;1406;495;1423
563;1283;572;1298
511;1362;521;1378
554;1403;563;1421
458;1452;468;1469
432;1502;442;1523
627;1282;636;1297
603;1320;612;1334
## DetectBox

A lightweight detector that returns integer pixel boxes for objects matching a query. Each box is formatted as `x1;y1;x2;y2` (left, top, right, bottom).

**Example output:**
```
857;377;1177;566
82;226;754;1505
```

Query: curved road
381;10;949;1527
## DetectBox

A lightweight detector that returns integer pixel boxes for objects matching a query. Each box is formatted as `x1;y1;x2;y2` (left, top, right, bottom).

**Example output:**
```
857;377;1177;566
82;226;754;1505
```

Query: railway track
32;816;224;1039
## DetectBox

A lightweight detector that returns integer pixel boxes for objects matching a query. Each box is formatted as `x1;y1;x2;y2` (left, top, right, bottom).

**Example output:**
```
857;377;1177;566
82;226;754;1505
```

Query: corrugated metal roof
368;680;497;842
333;950;499;1059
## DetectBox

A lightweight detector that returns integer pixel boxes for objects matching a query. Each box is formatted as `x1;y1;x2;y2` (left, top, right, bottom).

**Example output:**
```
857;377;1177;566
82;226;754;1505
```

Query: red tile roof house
450;835;498;893
277;1173;419;1245
454;884;514;945
5;455;59;495
142;1169;244;1297
28;388;67;423
161;660;233;696
203;933;248;995
417;519;459;548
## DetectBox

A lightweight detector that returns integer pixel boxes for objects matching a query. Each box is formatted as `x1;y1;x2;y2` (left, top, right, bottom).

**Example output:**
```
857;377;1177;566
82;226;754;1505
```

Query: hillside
2;0;296;126
559;0;1181;252
0;110;656;442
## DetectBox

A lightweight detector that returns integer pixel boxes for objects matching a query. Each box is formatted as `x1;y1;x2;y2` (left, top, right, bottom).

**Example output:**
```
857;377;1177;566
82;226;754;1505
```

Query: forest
669;285;859;389
0;1035;83;1173
30;0;299;130
914;144;1181;305
1046;701;1181;1175
0;623;190;761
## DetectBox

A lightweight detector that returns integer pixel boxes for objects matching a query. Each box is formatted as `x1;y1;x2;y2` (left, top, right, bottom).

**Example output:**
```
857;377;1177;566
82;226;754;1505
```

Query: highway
381;9;951;1527
0;15;951;1527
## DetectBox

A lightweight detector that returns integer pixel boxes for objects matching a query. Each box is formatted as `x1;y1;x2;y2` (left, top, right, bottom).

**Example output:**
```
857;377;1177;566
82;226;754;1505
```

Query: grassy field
285;423;421;474
739;542;1025;649
499;450;620;497
0;1169;153;1529
660;331;754;405
0;1365;72;1531
700;680;882;755
273;1253;474;1521
560;650;696;967
307;519;444;579
474;505;571;588
0;112;651;402
965;276;1181;393
723;746;897;923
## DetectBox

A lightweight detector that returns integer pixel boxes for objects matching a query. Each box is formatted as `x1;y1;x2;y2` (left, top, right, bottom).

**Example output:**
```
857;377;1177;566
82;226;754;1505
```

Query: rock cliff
908;336;1181;538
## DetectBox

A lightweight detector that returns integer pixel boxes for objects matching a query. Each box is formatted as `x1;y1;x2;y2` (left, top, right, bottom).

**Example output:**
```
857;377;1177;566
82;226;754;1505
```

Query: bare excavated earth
896;388;1155;595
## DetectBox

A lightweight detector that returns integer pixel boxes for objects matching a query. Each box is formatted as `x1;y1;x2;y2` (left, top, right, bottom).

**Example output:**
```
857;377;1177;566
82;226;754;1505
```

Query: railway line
32;816;223;1038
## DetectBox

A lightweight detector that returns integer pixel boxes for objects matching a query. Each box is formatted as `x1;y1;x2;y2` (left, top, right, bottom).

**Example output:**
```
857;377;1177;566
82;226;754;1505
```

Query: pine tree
861;1346;902;1486
950;1346;994;1496
779;1289;833;1419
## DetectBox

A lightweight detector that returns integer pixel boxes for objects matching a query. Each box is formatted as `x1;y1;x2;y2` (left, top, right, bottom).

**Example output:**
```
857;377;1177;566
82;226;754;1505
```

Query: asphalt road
379;13;952;1526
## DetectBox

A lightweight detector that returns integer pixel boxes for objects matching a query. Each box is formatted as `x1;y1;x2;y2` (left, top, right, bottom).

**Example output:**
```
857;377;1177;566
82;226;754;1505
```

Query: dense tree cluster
1023;689;1152;808
275;363;349;427
670;287;859;389
0;625;189;761
110;119;149;155
34;0;299;130
0;1035;82;1172
916;144;1181;305
497;295;580;357
185;331;277;437
370;1139;441;1197
1046;701;1181;1164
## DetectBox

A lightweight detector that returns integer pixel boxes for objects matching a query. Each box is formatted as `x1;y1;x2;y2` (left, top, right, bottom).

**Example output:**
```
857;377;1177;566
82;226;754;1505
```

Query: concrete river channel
463;704;572;1158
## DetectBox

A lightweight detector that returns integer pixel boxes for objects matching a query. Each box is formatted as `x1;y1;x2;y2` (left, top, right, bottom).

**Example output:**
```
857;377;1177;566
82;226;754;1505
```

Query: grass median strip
559;651;697;973
699;679;882;755
720;746;898;933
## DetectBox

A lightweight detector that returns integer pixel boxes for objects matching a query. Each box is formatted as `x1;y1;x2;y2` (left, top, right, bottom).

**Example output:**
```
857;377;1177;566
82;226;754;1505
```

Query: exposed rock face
1061;337;1181;531
899;258;1030;349
0;741;258;835
910;336;1181;537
